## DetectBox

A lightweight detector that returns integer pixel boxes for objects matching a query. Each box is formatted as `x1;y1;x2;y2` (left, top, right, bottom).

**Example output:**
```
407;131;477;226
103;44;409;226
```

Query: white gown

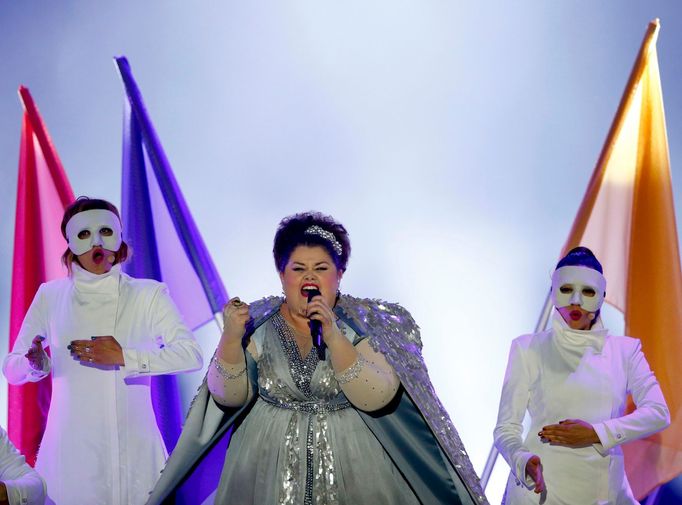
494;313;669;505
3;264;203;505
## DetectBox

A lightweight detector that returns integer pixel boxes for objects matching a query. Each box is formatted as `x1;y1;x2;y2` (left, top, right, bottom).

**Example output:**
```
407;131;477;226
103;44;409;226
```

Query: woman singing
147;211;488;505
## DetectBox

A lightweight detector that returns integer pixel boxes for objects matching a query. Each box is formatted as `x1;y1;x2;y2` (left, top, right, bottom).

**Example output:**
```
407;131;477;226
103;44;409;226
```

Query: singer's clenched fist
222;297;250;343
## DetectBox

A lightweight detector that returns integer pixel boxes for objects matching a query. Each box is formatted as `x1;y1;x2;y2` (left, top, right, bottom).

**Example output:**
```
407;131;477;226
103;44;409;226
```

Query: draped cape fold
145;295;488;505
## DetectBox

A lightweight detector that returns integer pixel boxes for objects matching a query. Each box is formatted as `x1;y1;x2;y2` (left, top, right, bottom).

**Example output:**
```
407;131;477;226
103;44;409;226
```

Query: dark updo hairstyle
555;246;603;273
60;196;129;273
273;211;351;273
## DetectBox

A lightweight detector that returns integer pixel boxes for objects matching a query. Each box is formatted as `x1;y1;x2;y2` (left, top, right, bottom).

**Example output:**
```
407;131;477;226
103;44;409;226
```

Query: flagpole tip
113;56;130;71
646;18;661;44
17;86;31;108
649;18;661;35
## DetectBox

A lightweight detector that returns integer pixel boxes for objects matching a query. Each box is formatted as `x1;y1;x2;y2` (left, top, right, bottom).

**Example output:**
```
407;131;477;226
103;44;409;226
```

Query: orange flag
8;87;74;465
562;19;682;498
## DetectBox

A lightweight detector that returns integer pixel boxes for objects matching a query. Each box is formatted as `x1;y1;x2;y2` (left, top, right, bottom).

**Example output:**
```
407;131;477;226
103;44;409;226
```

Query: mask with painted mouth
65;209;122;256
551;265;606;313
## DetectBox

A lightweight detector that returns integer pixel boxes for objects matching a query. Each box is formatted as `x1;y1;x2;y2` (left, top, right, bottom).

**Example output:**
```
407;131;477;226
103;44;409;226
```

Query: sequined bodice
257;313;344;405
250;313;351;505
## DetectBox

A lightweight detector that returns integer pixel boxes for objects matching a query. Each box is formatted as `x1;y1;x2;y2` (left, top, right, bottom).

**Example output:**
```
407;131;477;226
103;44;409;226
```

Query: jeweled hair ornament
304;225;343;256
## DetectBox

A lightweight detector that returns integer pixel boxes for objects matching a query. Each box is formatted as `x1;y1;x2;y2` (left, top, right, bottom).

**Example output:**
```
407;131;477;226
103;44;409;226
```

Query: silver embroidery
314;413;338;504
211;355;246;380
280;413;301;505
269;312;341;505
304;415;314;505
272;312;319;398
334;354;367;384
261;395;350;413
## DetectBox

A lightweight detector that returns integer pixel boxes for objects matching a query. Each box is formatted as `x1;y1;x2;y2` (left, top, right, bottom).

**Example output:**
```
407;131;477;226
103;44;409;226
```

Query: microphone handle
307;289;326;360
312;320;326;361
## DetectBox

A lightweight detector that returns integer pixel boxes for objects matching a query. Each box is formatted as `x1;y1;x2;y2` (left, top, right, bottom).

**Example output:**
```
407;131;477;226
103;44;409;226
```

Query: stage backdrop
2;2;682;502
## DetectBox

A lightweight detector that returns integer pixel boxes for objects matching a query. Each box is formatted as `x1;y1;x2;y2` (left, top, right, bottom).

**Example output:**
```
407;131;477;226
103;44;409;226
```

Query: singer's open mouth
301;284;320;298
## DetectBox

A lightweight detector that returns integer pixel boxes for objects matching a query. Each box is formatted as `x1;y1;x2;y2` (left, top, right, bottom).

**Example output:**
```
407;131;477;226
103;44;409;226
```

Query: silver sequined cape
145;294;489;505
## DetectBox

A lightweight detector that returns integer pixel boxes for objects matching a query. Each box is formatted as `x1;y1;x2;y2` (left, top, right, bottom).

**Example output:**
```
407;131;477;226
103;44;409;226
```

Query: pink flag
8;86;74;465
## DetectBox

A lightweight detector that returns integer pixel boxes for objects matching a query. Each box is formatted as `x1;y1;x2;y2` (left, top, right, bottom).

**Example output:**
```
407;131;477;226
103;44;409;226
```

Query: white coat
0;426;46;505
494;313;670;505
3;264;203;505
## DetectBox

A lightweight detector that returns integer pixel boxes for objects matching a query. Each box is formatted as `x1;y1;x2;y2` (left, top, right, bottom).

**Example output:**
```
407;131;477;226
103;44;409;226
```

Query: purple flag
116;56;228;456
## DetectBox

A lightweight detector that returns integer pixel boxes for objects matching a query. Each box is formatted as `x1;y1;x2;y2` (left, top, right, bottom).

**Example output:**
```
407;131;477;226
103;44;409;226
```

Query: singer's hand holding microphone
305;289;343;350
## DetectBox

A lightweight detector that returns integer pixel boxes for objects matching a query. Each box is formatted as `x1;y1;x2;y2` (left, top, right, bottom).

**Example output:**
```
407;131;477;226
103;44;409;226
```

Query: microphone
307;288;326;361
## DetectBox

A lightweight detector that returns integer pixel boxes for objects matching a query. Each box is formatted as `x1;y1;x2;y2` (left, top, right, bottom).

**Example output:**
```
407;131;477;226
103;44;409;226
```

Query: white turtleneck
550;312;608;370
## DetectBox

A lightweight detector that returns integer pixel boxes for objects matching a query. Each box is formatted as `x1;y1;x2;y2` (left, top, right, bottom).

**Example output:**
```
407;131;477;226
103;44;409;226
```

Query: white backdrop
2;2;682;502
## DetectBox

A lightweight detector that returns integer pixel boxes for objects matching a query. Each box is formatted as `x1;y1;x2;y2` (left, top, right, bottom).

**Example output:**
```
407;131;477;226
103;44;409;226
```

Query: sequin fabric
267;311;342;505
272;313;319;399
334;354;367;384
280;413;301;505
335;295;490;505
211;355;247;380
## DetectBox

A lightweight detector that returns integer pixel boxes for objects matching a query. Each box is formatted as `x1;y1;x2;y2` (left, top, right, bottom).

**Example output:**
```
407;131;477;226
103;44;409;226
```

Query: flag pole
114;56;228;315
481;290;554;489
562;19;659;254
17;87;74;207
214;313;223;332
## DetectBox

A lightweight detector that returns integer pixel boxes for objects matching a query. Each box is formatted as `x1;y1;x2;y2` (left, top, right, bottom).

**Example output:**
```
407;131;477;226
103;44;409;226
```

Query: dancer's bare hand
0;482;9;505
25;336;47;371
539;419;600;448
526;455;545;494
69;336;124;366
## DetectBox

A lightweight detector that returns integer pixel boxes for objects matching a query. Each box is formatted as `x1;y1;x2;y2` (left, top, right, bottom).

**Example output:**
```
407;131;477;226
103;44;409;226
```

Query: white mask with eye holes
551;265;606;313
65;209;123;256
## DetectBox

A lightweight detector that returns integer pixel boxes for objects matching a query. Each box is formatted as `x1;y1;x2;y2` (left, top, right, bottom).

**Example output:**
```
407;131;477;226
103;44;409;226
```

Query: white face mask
551;265;606;313
65;209;123;256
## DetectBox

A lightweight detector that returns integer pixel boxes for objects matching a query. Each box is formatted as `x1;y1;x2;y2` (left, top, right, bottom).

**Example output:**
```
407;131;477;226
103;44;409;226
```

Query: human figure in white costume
0;426;45;505
494;246;670;504
3;197;204;505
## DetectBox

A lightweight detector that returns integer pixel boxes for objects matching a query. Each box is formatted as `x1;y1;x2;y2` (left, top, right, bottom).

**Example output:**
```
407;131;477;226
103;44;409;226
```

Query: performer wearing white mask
494;246;670;504
3;197;203;505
